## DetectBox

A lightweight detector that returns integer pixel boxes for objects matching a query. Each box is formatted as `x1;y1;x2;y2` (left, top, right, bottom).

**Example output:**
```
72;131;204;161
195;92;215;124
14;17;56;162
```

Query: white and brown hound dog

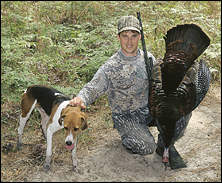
17;85;87;171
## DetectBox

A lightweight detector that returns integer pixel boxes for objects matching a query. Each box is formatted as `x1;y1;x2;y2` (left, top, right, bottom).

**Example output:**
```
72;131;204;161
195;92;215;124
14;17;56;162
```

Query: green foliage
1;1;221;106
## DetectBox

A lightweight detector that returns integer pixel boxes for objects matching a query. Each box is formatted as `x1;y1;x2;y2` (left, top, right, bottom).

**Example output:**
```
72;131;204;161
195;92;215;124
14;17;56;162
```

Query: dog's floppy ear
58;114;65;126
81;114;88;130
59;107;69;126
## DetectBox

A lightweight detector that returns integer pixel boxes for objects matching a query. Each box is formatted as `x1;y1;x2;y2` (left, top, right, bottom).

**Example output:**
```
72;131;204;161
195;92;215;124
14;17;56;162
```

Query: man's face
118;30;141;57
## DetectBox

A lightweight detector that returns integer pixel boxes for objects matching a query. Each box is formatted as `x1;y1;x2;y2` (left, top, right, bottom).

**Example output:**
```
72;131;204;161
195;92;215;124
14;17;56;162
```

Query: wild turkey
149;24;211;169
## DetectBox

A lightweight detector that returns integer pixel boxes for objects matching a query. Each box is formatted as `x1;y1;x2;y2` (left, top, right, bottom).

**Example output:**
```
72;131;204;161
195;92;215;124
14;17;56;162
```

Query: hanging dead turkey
149;24;211;169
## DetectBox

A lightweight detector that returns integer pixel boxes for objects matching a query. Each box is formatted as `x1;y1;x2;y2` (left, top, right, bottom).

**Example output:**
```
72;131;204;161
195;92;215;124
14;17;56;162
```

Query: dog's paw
16;142;22;151
72;165;78;172
72;161;78;172
72;165;83;174
43;163;51;172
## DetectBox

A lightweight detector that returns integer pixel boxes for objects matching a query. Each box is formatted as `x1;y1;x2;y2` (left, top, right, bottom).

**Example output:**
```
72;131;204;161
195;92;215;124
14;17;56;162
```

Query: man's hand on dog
69;97;86;109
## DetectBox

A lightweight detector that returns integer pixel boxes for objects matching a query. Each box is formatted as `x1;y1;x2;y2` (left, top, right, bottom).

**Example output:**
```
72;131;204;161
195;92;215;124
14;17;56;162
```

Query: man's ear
117;34;120;40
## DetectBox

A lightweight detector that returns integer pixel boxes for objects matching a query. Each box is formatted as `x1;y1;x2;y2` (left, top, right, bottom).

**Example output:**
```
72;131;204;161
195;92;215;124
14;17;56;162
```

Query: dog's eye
64;127;68;130
74;128;79;131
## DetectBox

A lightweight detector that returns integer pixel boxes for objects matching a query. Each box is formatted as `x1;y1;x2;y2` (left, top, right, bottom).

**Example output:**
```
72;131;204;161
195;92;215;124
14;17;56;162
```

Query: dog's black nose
66;141;72;146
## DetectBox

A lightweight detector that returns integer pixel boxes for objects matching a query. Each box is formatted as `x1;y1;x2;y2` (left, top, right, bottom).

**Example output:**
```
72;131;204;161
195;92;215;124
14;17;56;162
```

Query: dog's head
58;105;88;150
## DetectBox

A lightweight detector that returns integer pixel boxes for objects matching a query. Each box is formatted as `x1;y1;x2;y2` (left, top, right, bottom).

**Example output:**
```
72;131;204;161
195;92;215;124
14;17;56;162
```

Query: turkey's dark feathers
164;24;210;63
149;24;211;149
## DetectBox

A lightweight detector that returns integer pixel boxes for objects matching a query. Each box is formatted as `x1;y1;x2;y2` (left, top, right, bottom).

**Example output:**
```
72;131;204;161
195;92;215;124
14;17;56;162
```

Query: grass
1;2;221;104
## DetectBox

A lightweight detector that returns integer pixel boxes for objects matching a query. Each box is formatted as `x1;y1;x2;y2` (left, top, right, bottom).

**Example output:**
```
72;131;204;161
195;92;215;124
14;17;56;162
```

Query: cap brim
118;26;140;34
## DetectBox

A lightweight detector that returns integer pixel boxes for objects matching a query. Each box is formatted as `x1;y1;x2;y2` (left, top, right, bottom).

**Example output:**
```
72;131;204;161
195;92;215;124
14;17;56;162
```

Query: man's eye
74;128;79;131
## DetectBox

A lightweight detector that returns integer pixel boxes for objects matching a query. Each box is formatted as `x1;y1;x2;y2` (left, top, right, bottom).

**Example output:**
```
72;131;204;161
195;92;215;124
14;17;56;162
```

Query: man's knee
121;133;156;155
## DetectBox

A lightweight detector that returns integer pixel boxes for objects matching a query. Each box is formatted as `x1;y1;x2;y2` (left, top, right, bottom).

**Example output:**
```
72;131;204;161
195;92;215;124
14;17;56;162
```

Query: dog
16;85;88;171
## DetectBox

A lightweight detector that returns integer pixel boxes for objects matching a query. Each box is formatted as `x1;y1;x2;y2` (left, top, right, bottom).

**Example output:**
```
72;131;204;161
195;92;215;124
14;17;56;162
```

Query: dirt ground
1;85;221;182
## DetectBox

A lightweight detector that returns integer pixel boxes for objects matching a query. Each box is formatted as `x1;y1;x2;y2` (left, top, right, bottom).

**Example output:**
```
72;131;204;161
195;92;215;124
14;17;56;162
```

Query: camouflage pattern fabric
112;106;156;155
77;48;156;114
77;48;158;154
117;15;141;34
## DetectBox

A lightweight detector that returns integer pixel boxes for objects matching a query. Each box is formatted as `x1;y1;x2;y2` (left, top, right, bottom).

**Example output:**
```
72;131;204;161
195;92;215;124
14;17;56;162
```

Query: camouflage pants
112;107;156;155
112;107;192;155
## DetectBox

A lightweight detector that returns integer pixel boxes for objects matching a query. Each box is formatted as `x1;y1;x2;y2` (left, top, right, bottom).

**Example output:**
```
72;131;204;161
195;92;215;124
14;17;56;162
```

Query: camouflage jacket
77;48;156;114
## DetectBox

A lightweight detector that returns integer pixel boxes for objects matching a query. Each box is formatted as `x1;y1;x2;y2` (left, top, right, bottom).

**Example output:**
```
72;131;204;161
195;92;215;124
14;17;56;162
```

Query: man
70;15;157;155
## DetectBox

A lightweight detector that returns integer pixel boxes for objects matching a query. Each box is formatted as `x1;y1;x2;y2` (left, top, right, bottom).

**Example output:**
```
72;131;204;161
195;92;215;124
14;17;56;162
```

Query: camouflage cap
117;15;141;34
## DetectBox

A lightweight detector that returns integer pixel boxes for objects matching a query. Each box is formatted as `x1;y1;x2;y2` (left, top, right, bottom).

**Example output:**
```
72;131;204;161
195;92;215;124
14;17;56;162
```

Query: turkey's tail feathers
164;24;210;63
